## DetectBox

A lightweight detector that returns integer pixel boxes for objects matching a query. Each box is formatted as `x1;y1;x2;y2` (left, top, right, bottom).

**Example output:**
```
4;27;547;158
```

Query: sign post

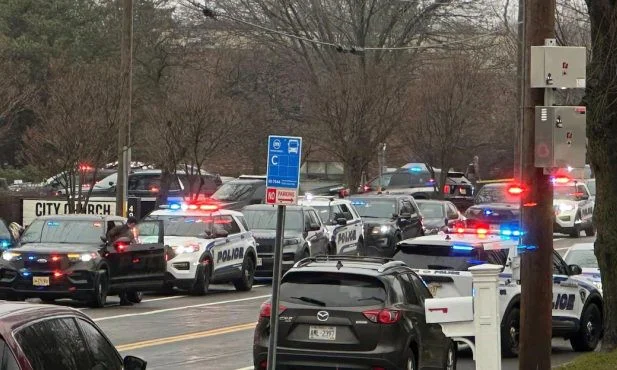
265;135;302;370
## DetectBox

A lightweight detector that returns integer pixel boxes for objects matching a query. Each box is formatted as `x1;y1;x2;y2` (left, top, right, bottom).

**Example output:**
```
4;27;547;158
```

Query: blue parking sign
267;135;302;190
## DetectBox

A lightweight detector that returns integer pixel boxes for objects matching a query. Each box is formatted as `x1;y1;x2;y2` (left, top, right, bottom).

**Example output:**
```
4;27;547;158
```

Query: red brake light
53;271;63;278
476;227;488;235
200;204;219;211
554;177;570;184
259;302;287;318
443;185;451;194
362;309;401;324
507;185;524;195
188;204;198;210
114;241;128;252
51;256;61;262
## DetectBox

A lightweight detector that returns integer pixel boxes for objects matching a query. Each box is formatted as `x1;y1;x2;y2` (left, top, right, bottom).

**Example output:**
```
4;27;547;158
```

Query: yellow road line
115;322;257;352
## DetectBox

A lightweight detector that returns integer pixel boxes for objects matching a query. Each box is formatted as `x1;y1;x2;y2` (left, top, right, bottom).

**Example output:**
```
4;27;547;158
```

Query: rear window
280;272;387;307
474;184;518;204
394;244;508;271
389;172;432;188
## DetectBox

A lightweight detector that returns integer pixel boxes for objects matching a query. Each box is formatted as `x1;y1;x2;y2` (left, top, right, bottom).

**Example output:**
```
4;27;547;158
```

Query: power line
184;1;500;52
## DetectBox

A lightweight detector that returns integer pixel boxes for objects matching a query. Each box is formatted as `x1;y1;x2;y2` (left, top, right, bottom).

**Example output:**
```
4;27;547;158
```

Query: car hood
553;199;577;207
251;229;304;240
363;219;397;228
13;243;99;254
162;236;205;246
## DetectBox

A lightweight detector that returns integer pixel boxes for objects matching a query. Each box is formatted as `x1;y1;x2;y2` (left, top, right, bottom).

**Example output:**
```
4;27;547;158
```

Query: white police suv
142;202;258;295
297;194;364;255
553;177;595;237
393;229;603;357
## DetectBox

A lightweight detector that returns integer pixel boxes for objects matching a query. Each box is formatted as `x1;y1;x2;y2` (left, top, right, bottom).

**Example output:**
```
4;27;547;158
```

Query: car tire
501;307;520;358
233;256;255;292
88;270;108;308
571;303;602;352
403;347;418;370
127;291;143;303
570;214;581;238
444;340;457;370
190;262;211;296
584;224;596;237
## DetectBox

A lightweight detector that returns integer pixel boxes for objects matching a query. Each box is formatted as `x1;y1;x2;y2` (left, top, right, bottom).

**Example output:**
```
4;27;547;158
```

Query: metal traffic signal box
530;46;586;88
535;106;587;168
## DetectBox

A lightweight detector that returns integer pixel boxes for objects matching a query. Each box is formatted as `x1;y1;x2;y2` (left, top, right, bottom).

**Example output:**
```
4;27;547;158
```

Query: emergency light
164;202;219;211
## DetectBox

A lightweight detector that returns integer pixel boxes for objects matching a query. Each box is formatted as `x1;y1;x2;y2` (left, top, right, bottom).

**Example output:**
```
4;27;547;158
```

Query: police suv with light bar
552;177;595;238
393;229;604;358
297;194;364;255
142;202;258;295
0;215;169;307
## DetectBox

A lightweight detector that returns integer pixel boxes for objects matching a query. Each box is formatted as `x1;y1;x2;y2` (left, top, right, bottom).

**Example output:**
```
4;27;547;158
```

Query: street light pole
117;0;133;217
518;0;556;369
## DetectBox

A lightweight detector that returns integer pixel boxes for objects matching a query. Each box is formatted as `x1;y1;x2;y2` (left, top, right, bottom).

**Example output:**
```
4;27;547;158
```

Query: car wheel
571;303;602;352
584;224;596;237
444;340;457;370
127;291;143;303
233;256;255;292
570;214;581;238
404;347;418;370
190;262;211;296
501;307;520;358
88;270;108;308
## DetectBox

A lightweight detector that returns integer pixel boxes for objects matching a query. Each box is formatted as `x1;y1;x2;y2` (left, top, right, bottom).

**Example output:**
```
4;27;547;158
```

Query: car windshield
243;209;304;231
388;171;432;188
565;249;598;269
394;243;509;271
553;186;583;201
21;219;104;244
280;272;387;307
311;205;333;224
143;215;216;237
474;184;518;204
350;198;396;218
211;182;254;202
369;174;392;187
94;173;117;189
417;202;445;219
586;180;596;196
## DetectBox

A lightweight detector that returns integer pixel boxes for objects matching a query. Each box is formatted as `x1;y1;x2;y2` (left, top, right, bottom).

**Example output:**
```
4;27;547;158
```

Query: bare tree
21;64;122;212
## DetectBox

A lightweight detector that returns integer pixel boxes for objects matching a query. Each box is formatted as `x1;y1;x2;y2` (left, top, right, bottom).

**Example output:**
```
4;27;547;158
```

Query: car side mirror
569;264;583;275
309;223;321;231
336;218;347;226
124;356;147;370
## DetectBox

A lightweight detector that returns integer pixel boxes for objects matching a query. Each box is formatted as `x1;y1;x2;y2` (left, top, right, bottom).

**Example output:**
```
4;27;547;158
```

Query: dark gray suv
253;256;457;370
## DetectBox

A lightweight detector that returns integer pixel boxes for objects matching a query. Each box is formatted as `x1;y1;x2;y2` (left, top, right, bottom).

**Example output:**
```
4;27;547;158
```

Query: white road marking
93;294;271;322
235;367;253;370
143;295;187;302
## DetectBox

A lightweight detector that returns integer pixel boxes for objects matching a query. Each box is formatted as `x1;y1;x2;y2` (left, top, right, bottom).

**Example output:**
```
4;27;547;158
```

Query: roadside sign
266;135;302;205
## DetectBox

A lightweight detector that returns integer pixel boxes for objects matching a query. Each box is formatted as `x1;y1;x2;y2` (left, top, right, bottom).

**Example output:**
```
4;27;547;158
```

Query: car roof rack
293;255;399;269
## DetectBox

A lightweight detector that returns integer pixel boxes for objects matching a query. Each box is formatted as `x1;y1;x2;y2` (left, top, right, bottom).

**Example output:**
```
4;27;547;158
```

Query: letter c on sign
271;155;278;166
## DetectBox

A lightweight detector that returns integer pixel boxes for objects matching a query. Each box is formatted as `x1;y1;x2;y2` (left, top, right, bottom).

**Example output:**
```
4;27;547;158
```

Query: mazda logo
37;258;47;263
316;311;329;322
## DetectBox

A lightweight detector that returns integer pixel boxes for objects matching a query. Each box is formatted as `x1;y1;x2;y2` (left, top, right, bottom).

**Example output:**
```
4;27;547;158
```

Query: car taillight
362;309;401;324
259;302;287;318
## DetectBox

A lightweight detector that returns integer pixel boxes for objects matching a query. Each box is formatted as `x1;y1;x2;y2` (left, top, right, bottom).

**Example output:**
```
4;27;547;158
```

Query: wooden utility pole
519;0;556;369
117;0;133;217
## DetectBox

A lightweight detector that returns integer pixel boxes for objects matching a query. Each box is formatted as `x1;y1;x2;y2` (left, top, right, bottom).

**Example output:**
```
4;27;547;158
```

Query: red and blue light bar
166;202;219;211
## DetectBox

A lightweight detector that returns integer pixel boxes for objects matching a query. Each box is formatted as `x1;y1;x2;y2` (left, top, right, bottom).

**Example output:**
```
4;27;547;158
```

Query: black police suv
242;204;329;278
0;215;168;307
349;194;424;257
212;175;266;211
465;182;521;234
253;256;457;370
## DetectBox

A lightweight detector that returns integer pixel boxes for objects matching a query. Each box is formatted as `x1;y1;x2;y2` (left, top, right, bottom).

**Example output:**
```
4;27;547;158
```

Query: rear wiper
357;296;385;303
289;296;326;306
427;265;454;270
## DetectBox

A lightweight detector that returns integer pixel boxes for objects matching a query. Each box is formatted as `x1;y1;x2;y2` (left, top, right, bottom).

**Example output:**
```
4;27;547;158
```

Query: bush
555;350;617;370
0;166;44;184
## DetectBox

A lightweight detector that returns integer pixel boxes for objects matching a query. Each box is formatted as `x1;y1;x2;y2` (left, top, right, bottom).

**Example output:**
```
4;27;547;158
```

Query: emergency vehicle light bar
163;202;219;211
448;227;524;237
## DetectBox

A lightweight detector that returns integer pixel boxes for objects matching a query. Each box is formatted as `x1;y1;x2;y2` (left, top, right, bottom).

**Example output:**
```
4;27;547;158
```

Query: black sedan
349;194;424;257
415;200;466;235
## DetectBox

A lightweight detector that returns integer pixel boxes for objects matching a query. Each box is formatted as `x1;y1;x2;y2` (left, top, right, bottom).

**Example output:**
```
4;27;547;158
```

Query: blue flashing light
21;270;30;277
169;203;181;210
0;240;9;248
28;256;35;261
47;221;59;226
501;229;512;236
467;259;485;265
351;200;367;206
512;230;521;236
483;209;493;216
517;245;538;252
452;244;474;251
409;167;423;172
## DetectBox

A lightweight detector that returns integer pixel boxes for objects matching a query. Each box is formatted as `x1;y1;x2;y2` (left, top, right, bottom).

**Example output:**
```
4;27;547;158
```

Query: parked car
415;199;466;235
0;302;147;369
211;175;266;211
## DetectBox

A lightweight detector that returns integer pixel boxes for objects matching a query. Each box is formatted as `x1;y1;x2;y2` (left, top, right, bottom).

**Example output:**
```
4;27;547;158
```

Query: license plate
428;283;441;297
308;326;336;341
460;188;467;195
256;258;263;266
33;276;50;287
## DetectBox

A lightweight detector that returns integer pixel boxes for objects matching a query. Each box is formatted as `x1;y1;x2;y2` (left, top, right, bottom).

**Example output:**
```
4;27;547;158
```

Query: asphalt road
38;234;595;370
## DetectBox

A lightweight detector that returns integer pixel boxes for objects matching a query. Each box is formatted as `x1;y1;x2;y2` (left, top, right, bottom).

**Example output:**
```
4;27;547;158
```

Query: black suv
242;204;329;278
349;194;424;257
253;256;457;370
211;175;266;211
465;182;520;233
0;215;168;307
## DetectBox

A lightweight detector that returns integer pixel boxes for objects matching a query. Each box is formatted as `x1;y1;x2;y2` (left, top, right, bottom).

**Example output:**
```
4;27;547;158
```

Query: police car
393;229;604;357
553;177;595;237
297;194;364;255
142;202;258;295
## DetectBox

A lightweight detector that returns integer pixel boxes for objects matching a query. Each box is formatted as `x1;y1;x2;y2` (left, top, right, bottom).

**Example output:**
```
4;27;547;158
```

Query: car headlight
371;225;391;234
172;244;200;254
68;253;97;262
558;204;575;212
1;252;20;261
284;238;301;246
593;281;602;290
